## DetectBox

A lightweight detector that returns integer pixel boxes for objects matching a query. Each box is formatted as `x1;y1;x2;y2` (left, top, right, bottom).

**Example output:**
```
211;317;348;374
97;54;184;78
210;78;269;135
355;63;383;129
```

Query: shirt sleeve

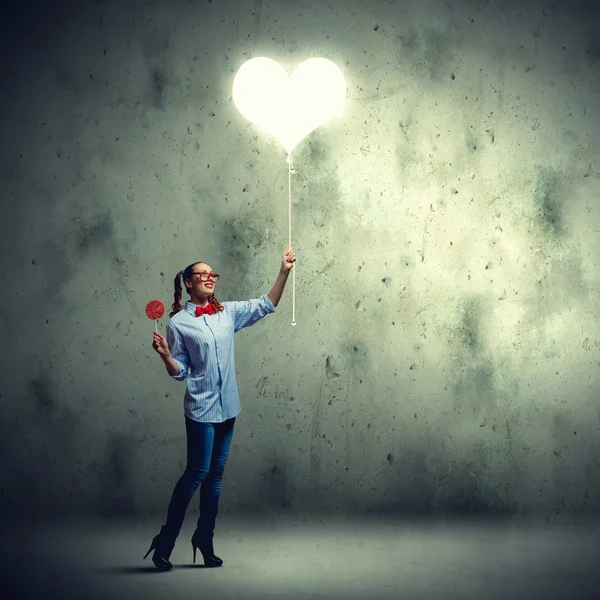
166;321;190;381
225;294;276;333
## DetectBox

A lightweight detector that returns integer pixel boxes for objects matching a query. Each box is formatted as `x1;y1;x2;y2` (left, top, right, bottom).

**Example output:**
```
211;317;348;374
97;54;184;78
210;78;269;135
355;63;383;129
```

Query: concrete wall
1;0;600;521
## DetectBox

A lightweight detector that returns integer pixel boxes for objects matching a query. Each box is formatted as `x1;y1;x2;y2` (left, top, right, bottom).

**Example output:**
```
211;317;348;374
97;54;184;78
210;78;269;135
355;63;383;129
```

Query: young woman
144;245;296;570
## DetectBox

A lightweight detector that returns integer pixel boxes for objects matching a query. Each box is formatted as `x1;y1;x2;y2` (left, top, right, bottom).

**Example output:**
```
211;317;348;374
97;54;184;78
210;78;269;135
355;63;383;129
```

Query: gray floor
2;514;599;600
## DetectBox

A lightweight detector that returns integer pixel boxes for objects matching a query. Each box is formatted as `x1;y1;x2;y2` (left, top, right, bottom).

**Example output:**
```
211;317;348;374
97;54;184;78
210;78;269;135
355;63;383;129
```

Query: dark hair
169;262;224;318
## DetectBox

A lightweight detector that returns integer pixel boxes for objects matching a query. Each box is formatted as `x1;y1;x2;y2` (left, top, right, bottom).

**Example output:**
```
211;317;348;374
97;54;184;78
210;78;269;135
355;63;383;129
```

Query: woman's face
185;263;217;299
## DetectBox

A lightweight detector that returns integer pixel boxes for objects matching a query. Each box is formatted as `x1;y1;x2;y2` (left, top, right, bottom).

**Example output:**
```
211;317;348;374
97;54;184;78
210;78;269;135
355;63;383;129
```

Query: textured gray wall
1;0;599;521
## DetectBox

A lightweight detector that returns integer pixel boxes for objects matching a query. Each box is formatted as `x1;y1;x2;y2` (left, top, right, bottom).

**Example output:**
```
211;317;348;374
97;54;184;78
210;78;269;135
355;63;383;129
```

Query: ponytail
169;270;185;317
208;294;224;314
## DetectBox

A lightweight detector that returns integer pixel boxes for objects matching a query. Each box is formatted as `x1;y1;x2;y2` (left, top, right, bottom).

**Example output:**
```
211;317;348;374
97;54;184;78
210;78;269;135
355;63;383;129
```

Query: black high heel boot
191;531;223;567
143;529;174;571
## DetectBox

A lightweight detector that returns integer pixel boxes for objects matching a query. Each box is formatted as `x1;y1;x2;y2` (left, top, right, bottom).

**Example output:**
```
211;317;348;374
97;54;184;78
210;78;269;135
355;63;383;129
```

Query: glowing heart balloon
232;57;346;155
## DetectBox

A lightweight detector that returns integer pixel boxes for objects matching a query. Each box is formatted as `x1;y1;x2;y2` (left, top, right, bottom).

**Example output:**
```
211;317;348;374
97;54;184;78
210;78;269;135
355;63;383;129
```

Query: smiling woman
145;247;295;571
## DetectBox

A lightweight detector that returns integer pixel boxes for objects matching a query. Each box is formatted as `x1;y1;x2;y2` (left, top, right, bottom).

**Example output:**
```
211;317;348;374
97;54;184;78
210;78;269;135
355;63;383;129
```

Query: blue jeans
161;416;235;547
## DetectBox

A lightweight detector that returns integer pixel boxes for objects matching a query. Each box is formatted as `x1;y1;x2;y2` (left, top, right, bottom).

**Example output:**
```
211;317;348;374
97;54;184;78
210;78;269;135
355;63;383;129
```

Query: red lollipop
146;300;165;330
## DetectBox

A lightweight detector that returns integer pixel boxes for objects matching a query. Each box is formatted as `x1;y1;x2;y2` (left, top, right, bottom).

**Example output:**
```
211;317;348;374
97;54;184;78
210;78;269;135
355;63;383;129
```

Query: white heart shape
233;57;346;155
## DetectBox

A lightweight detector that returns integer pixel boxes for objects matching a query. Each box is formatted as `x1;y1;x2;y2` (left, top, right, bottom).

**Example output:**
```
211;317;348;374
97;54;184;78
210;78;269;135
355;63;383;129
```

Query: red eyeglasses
191;272;220;282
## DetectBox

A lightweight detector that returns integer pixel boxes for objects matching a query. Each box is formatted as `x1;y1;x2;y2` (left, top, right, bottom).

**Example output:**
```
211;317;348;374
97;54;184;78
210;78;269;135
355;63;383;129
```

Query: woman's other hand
152;331;171;358
282;245;296;271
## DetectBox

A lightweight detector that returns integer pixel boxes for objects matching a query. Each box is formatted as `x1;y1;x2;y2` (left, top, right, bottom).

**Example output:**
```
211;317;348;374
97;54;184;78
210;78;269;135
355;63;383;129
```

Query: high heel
144;532;173;571
191;531;223;567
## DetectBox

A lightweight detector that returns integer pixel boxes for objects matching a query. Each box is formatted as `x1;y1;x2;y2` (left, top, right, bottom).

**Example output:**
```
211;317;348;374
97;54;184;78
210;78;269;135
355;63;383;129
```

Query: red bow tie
195;304;214;317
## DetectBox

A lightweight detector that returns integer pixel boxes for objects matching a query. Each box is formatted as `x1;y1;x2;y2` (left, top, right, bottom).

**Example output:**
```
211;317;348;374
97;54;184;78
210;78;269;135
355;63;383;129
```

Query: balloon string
287;154;296;327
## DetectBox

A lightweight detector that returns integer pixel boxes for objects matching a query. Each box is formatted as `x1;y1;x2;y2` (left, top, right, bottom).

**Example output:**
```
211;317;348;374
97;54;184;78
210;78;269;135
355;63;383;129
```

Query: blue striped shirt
166;294;276;422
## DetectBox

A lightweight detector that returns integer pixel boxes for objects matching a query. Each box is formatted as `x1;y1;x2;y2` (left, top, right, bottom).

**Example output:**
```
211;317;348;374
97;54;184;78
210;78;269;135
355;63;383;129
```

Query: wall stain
29;376;58;416
466;138;481;153
150;67;170;111
256;376;269;396
452;360;497;418
585;35;600;60
378;449;435;514
294;136;343;230
325;356;340;379
3;371;81;516
534;167;565;238
309;384;323;494
396;27;463;82
75;212;114;253
452;296;485;355
258;464;292;508
100;431;137;516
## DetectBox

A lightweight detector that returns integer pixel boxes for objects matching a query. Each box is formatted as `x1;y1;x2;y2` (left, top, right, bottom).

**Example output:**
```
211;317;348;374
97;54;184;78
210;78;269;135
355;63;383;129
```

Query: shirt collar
184;301;198;316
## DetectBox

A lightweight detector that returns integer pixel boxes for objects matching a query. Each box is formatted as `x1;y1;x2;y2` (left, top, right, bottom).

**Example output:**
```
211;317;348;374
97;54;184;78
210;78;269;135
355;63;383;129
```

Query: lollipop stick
154;321;158;331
